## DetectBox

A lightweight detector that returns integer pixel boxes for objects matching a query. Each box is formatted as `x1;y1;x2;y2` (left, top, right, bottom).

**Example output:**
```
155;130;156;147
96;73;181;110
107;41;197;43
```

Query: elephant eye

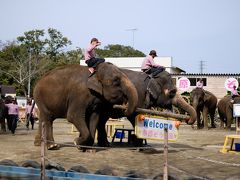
112;77;121;86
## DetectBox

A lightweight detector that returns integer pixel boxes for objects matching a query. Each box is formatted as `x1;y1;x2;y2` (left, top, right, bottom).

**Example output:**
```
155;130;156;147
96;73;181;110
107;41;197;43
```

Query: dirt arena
0;119;240;179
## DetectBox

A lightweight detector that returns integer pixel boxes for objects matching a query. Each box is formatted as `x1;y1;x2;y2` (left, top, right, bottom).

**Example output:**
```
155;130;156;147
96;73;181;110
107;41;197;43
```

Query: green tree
45;28;72;59
95;44;145;57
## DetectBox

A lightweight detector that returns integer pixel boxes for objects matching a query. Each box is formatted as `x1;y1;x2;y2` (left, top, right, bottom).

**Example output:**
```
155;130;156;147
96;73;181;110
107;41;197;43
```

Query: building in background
0;85;16;98
80;57;240;99
80;57;185;74
172;73;240;99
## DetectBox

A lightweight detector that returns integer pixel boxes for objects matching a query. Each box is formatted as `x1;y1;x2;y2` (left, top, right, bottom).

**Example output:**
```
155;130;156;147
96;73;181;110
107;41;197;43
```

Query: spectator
141;50;165;77
25;99;35;130
5;98;19;135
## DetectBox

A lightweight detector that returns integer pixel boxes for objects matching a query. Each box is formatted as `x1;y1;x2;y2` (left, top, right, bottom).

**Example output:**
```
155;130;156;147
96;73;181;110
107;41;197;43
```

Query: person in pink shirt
84;38;105;75
230;85;239;103
25;99;35;130
141;50;165;77
5;98;19;134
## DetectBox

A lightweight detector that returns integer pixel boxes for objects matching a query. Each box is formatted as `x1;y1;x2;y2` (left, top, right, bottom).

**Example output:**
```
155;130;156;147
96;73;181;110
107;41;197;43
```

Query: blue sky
1;0;240;73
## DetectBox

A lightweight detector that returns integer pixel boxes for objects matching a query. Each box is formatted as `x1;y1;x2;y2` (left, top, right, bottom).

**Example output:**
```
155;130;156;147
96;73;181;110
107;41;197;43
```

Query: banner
135;115;180;141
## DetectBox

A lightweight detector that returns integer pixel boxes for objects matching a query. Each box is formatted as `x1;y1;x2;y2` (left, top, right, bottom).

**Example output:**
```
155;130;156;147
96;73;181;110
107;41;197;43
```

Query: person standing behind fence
25;99;35;130
5;98;19;135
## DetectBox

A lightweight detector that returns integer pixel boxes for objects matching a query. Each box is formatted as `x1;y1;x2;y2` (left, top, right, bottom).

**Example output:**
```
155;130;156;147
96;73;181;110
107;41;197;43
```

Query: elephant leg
88;112;99;143
67;109;93;147
34;111;58;150
0;119;6;132
203;107;209;129
196;111;201;129
226;109;233;130
209;110;216;128
97;116;109;147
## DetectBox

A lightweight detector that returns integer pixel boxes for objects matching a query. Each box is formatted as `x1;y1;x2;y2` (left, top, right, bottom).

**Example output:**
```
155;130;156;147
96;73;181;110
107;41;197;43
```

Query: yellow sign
135;115;180;141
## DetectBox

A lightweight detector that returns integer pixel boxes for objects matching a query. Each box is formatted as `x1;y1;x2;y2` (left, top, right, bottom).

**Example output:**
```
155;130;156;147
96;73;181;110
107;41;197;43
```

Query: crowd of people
1;97;37;135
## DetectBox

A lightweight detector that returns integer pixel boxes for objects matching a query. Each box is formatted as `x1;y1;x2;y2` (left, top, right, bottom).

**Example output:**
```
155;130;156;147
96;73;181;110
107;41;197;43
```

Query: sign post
135;115;181;179
233;104;240;135
163;127;168;180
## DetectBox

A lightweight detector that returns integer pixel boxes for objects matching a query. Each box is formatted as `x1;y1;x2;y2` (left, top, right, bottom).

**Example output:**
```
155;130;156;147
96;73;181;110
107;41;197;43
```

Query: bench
220;135;240;154
111;128;147;145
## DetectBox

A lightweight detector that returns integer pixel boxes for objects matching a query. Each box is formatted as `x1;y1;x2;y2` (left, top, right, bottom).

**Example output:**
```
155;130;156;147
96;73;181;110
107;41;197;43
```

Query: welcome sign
135;115;179;141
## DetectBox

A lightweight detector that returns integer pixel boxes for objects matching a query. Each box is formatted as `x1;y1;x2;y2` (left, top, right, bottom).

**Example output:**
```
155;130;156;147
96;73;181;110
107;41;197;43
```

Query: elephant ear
87;76;103;95
147;79;160;100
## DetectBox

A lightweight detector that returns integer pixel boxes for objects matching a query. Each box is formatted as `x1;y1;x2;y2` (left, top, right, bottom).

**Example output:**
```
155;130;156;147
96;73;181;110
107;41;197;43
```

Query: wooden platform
220;134;240;154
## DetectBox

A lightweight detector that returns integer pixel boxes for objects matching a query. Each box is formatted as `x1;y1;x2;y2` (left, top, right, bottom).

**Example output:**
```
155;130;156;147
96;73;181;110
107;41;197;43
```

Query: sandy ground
0;119;240;179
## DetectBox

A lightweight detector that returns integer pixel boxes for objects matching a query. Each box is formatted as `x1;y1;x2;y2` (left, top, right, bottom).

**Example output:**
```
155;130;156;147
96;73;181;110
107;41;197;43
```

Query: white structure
80;57;185;74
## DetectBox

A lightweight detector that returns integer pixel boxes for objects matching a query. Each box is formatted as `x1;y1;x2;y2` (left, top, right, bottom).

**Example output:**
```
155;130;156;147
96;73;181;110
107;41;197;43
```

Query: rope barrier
40;139;240;180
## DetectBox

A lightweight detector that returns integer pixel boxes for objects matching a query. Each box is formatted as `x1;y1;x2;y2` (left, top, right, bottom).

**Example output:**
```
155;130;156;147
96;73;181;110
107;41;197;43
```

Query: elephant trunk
172;94;197;125
121;76;138;117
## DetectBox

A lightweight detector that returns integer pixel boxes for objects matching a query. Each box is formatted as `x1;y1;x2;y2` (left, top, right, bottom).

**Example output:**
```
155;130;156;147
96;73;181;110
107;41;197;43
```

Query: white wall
80;57;173;72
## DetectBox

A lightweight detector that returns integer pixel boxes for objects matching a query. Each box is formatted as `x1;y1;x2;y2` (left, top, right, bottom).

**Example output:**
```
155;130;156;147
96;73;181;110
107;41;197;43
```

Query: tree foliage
0;29;145;97
96;44;145;57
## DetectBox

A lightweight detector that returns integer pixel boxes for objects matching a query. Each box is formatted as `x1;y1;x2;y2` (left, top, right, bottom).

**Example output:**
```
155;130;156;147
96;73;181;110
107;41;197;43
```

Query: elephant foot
98;140;110;147
47;143;60;150
73;137;94;150
211;124;216;128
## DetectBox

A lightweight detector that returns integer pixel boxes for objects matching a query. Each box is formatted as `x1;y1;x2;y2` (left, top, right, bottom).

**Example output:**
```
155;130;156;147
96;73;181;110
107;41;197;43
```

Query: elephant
0;98;9;133
190;88;217;129
95;68;197;146
33;62;138;149
218;95;240;130
0;99;7;132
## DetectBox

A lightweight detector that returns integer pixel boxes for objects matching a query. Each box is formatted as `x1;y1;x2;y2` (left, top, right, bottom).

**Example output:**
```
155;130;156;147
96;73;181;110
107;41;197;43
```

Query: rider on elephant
230;85;239;103
84;38;105;75
196;78;204;89
141;50;165;77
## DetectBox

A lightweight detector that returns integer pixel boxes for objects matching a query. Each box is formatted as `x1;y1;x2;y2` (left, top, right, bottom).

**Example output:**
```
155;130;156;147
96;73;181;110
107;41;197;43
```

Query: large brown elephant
218;95;240;130
33;62;138;149
190;88;217;129
95;69;197;146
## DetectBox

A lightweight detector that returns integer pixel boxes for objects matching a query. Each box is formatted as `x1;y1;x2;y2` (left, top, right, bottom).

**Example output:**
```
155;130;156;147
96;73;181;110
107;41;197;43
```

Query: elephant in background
218;96;240;130
0;99;7;132
96;68;197;146
33;62;138;149
190;88;217;129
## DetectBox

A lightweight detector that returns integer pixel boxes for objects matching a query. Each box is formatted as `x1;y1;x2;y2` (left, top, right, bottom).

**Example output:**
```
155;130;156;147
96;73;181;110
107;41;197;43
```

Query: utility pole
27;49;31;97
199;60;205;74
126;28;138;48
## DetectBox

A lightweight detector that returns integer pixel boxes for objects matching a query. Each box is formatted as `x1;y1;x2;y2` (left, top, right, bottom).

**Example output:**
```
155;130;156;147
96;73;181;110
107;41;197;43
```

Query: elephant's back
33;64;89;114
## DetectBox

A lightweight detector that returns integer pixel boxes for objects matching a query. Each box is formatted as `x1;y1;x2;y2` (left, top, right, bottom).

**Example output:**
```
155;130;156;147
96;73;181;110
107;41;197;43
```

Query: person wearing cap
230;85;239;103
84;38;105;74
141;50;165;77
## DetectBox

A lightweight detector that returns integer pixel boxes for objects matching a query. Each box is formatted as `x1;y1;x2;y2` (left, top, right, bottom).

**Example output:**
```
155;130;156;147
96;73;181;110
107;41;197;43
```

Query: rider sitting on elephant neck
141;50;165;78
84;38;105;75
196;78;204;89
231;85;239;103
